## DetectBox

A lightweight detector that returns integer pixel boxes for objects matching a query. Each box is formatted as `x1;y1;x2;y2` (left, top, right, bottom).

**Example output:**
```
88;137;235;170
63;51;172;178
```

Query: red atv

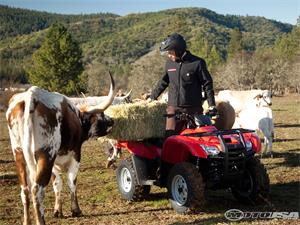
115;112;270;213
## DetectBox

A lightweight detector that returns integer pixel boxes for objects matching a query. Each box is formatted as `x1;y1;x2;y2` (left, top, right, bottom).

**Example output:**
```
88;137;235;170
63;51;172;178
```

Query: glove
208;106;218;117
142;93;151;100
146;97;153;103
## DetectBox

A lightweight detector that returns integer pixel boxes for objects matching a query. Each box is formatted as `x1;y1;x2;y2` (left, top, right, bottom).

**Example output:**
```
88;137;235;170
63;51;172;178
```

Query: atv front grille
185;129;254;183
224;144;246;178
206;130;251;182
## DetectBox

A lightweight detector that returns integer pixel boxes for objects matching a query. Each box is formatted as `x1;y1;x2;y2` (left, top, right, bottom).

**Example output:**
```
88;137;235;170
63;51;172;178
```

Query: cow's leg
106;140;120;168
261;136;273;158
31;183;45;225
67;157;82;217
15;148;31;225
263;136;268;153
51;168;63;218
31;150;55;225
265;135;273;157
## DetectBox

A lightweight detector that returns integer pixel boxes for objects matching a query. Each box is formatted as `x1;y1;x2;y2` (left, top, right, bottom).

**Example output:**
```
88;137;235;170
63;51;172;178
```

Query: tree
189;34;210;59
273;26;300;61
27;23;83;95
227;28;243;59
206;45;223;72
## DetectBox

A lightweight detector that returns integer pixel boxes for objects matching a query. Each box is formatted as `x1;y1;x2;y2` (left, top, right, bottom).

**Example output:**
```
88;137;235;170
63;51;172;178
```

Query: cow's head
86;112;114;138
254;90;272;107
81;72;115;138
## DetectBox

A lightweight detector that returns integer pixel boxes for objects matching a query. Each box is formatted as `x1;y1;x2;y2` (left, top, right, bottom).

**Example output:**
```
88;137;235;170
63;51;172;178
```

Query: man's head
160;33;186;60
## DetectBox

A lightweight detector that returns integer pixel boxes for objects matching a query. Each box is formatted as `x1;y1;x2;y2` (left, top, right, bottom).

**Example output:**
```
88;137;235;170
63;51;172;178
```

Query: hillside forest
0;5;299;97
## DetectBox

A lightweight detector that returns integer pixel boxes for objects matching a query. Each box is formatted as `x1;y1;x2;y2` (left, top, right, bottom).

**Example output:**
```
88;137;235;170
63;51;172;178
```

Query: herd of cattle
4;76;274;225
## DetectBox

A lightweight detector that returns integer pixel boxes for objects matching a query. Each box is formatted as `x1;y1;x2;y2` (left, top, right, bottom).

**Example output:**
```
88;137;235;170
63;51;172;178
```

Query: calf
233;105;274;157
6;73;115;225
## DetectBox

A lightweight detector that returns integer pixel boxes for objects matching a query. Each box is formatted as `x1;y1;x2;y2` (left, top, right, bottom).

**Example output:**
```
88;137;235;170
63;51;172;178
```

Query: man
148;33;217;138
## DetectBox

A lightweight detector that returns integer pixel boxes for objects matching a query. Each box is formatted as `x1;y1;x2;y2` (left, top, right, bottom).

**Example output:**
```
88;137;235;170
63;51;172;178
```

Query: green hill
0;5;118;40
0;5;296;93
0;6;293;63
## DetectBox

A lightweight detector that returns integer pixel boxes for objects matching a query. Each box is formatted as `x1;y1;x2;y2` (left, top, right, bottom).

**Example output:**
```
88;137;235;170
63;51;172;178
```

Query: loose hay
104;101;167;140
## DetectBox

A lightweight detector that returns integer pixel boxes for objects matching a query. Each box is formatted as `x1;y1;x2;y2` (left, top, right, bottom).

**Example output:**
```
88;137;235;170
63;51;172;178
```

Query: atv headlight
245;140;253;151
200;144;220;156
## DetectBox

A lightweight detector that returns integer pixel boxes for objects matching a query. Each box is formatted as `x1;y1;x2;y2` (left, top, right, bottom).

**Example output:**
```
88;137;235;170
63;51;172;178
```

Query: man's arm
200;60;216;107
150;71;169;100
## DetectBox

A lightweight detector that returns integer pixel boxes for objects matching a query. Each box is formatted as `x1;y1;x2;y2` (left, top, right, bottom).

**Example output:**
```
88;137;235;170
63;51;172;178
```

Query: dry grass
0;91;17;112
0;95;299;225
105;101;166;140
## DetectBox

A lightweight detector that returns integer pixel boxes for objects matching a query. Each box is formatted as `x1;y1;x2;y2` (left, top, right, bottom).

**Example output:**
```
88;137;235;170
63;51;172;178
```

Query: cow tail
22;90;37;177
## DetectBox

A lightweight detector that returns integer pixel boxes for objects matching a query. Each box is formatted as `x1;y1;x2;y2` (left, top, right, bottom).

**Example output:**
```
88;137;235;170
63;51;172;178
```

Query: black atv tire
116;158;150;201
231;157;270;204
167;162;205;214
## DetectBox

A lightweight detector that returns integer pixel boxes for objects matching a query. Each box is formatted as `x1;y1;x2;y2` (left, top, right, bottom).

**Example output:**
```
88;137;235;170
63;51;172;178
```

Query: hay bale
105;101;166;140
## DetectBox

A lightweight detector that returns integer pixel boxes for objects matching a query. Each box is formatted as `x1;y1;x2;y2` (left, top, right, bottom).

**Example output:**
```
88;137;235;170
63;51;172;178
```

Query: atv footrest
142;180;156;185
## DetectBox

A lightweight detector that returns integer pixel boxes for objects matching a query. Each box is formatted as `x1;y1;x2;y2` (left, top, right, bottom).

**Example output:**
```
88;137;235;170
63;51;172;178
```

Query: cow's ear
253;94;263;100
82;113;93;124
89;114;98;123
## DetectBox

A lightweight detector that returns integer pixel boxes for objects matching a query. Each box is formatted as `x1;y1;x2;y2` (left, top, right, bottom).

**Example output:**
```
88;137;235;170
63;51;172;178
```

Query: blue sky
1;0;299;25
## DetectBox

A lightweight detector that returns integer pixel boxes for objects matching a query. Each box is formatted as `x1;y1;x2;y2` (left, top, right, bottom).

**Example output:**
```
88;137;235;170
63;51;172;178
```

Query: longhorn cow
6;73;115;225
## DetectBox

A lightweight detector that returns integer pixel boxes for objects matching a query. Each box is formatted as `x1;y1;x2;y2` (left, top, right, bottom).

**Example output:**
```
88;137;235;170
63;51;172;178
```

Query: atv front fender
161;136;208;164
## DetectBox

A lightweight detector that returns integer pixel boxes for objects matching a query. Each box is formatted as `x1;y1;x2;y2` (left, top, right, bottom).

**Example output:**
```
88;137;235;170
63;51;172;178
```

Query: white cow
69;89;132;107
217;89;272;113
234;105;274;157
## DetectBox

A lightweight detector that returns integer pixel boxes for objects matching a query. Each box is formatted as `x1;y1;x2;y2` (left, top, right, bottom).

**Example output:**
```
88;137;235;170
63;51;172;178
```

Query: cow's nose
109;119;114;127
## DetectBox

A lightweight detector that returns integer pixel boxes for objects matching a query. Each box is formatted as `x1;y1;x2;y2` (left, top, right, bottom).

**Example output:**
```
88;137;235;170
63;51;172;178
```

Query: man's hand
146;97;153;103
142;93;151;100
208;106;218;117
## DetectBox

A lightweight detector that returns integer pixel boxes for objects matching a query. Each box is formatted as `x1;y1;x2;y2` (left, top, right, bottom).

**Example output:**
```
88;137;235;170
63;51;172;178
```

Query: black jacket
150;51;216;107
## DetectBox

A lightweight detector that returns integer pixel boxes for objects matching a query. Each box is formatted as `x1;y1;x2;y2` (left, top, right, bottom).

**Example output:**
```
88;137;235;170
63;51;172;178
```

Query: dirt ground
0;95;299;225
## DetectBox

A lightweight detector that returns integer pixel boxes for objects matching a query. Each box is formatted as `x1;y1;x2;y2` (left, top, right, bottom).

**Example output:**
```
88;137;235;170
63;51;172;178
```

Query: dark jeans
166;105;203;134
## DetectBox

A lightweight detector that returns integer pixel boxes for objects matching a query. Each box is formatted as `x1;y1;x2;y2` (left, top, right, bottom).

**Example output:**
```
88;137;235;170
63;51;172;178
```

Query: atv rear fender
116;141;161;159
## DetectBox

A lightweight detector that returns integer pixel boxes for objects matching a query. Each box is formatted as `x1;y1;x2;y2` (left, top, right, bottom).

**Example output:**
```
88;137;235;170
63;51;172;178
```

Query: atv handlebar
164;111;219;129
164;111;219;120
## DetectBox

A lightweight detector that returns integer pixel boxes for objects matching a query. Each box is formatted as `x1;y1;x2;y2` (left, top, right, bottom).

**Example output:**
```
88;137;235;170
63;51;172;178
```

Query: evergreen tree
27;23;83;95
189;34;210;58
274;26;300;61
207;45;223;72
227;28;243;59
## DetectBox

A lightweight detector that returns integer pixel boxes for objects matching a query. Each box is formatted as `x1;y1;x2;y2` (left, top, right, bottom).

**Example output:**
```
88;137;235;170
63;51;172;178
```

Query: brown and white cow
6;73;115;225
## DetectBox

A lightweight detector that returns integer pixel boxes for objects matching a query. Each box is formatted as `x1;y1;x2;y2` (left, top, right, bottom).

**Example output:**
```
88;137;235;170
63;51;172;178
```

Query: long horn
86;72;115;113
122;89;132;99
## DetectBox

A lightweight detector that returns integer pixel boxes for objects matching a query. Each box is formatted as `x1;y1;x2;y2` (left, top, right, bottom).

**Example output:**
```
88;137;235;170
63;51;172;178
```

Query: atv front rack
184;128;256;180
183;128;255;148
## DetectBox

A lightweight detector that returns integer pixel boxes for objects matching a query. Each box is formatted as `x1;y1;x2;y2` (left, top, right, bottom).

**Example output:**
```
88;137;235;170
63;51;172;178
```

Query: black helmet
160;33;187;57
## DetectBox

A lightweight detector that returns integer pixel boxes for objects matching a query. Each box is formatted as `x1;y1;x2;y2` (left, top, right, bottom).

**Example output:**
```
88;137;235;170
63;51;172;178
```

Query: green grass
0;95;299;225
